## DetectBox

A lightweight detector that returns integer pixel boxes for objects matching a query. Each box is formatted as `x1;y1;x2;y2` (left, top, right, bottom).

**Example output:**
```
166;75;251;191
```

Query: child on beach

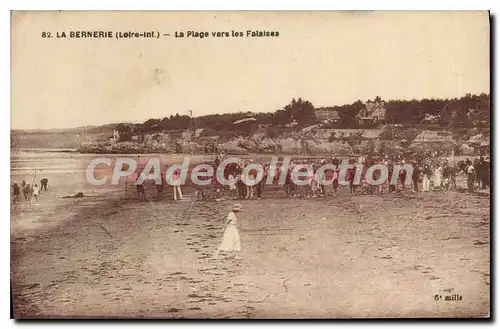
32;184;40;201
213;203;243;260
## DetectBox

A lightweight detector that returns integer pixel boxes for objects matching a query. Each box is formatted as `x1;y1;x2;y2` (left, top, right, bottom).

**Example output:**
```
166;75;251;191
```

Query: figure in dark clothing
442;163;457;190
23;184;31;201
388;165;396;193
284;168;294;198
473;159;480;185
136;174;146;200
156;172;164;197
483;159;490;189
236;167;246;199
255;165;267;199
477;157;489;189
12;183;20;204
412;164;420;192
331;158;340;195
347;166;356;195
40;178;49;191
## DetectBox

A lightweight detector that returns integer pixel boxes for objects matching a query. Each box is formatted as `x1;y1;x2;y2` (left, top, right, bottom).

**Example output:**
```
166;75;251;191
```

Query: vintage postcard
10;11;490;319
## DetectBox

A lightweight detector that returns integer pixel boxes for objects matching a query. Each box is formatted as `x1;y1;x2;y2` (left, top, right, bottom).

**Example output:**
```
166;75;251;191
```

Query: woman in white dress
213;203;242;260
433;164;443;190
422;163;432;192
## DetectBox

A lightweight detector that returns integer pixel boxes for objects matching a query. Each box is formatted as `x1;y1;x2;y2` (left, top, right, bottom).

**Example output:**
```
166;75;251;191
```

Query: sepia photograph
10;11;490;319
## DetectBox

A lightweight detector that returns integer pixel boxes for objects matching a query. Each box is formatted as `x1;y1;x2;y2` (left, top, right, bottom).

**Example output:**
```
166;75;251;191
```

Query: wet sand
11;177;490;318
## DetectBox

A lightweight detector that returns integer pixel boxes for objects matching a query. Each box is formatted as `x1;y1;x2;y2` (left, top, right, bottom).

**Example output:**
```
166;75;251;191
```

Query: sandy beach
10;9;491;320
10;153;490;318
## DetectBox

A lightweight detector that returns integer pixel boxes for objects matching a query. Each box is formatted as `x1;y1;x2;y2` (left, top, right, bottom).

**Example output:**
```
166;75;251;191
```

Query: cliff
73;126;488;156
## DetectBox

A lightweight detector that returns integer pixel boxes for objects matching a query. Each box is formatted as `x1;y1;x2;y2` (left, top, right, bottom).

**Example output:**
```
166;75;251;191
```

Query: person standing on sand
40;178;48;191
412;162;420;192
228;173;237;199
255;163;267;200
473;158;481;187
23;184;31;201
466;160;476;194
136;173;146;201
310;164;318;198
12;183;20;204
372;163;383;194
213;203;243;260
482;157;490;189
422;163;432;192
477;157;489;189
284;167;294;198
235;165;246;199
244;160;256;199
32;184;40;201
433;163;443;191
331;157;340;195
156;171;165;197
318;159;326;197
171;168;184;201
387;162;396;193
399;160;407;191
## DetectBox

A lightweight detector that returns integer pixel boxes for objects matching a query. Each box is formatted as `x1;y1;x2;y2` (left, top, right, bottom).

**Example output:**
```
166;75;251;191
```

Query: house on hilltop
355;101;387;125
315;108;341;123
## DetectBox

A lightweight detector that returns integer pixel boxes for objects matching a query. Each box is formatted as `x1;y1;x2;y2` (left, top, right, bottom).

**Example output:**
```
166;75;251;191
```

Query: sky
11;11;490;130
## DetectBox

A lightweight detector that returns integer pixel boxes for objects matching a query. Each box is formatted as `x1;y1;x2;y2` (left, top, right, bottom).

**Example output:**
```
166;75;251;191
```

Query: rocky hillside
76;125;490;157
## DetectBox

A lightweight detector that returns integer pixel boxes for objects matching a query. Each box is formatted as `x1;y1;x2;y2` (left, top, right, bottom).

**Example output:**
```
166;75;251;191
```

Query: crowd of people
11;178;49;204
211;154;490;260
125;153;491;202
213;154;491;200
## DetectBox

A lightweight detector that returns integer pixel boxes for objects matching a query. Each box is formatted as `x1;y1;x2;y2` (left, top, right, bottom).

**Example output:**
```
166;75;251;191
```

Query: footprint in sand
170;271;185;275
167;308;181;313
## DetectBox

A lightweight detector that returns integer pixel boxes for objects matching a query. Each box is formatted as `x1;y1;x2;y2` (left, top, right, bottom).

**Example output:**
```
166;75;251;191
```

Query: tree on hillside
143;118;161;127
283;98;317;127
273;109;291;126
158;113;191;130
142;118;162;133
116;123;133;142
335;100;363;127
